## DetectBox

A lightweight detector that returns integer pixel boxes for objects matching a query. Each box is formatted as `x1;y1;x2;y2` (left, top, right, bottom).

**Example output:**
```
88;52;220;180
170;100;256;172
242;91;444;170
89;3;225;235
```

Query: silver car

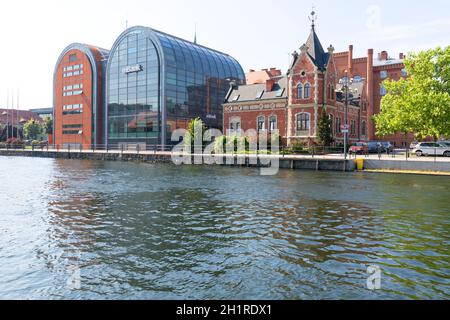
413;142;450;157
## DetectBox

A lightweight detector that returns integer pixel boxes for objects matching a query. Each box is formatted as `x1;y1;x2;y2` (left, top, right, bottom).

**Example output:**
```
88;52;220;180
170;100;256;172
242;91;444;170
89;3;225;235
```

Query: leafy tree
44;117;53;135
375;46;450;140
23;119;43;140
317;108;333;146
184;118;208;152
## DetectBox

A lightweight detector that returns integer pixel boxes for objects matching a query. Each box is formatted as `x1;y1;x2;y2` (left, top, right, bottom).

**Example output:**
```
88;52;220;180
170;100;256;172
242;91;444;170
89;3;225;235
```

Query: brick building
53;43;109;149
224;12;410;147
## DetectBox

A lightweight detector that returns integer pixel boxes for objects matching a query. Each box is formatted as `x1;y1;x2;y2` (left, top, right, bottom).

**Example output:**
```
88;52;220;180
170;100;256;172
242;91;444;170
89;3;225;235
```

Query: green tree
317;108;333;146
374;46;450;140
184;118;208;152
23;119;43;140
44;117;53;135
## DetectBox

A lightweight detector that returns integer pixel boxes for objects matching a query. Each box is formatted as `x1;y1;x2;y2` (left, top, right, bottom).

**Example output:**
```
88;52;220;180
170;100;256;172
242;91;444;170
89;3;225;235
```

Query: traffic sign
341;124;350;131
341;129;349;133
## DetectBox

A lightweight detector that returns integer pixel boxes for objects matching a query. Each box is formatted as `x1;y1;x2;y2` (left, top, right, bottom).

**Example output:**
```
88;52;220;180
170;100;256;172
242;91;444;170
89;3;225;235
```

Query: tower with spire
286;8;338;145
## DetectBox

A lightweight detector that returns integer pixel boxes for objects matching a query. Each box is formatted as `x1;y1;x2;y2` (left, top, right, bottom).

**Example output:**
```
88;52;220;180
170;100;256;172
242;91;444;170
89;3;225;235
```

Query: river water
0;156;448;300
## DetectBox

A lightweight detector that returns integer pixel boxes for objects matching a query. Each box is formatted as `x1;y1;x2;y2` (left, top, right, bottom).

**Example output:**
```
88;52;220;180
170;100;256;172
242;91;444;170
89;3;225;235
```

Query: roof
110;26;245;81
373;58;404;67
0;109;44;126
289;26;329;72
305;26;329;70
224;76;288;103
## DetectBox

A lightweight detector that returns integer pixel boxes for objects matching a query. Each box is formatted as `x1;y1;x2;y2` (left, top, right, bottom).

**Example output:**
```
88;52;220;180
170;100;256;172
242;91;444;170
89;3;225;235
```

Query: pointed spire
309;6;317;30
194;23;197;44
304;7;329;70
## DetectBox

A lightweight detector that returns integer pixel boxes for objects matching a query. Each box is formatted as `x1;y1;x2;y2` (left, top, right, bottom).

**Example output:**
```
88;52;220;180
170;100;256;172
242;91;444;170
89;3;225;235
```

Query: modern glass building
106;26;245;148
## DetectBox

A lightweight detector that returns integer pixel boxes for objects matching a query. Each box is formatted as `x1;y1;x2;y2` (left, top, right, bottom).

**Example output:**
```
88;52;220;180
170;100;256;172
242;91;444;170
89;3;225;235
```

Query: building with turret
224;11;409;147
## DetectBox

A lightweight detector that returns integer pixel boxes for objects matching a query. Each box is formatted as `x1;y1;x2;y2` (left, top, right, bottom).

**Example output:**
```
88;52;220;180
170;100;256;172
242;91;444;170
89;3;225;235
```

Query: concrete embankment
363;159;450;174
0;149;356;172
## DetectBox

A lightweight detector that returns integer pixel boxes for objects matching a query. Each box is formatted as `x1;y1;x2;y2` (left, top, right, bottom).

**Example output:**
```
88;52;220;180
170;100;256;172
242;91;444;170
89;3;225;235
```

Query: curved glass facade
106;27;245;146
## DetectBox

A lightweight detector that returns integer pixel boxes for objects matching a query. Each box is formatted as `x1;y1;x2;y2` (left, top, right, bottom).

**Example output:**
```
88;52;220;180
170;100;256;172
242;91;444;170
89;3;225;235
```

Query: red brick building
53;44;109;149
224;12;410;147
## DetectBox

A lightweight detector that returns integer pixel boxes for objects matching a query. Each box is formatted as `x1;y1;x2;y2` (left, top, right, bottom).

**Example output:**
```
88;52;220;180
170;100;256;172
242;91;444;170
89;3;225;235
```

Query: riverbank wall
0;149;356;172
363;159;450;174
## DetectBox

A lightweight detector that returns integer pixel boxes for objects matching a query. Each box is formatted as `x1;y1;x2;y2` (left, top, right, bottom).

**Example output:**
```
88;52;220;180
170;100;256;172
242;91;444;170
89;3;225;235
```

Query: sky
0;0;449;109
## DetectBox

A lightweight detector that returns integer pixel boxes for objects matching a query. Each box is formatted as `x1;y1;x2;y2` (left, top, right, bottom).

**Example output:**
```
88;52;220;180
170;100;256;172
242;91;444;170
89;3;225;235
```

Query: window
401;69;407;77
69;54;77;62
297;84;303;99
304;83;311;99
230;117;241;131
361;121;367;136
336;117;341;133
63;124;82;129
296;113;310;134
257;116;265;131
269;116;277;132
351;120;356;134
276;88;285;97
380;70;388;79
380;86;387;96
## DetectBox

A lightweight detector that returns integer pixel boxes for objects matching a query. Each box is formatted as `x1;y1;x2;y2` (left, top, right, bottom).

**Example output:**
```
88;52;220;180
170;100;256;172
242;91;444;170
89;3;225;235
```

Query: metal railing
0;143;449;162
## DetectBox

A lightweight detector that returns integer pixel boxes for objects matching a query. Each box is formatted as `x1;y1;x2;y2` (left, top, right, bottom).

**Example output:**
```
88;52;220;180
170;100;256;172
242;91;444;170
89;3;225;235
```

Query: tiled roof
224;77;288;103
0;109;43;126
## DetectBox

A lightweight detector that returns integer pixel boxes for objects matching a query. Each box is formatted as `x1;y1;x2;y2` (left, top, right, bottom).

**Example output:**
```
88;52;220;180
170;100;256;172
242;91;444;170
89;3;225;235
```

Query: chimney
268;68;282;77
348;45;354;77
266;79;274;92
380;51;388;61
399;53;404;60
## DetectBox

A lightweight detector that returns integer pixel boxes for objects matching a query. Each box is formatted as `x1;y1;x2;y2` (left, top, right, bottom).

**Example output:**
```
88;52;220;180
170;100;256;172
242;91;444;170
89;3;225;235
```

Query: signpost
341;125;350;160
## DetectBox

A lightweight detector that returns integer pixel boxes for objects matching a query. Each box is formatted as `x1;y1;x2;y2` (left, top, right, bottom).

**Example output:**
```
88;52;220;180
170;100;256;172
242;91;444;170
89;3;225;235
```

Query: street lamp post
340;71;352;160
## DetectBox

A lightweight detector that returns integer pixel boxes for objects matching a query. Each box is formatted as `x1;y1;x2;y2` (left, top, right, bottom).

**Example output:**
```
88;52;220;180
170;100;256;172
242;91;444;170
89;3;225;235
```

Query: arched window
304;83;311;99
331;86;335;100
269;116;277;132
257;116;265;131
361;121;367;136
296;113;310;135
297;84;303;99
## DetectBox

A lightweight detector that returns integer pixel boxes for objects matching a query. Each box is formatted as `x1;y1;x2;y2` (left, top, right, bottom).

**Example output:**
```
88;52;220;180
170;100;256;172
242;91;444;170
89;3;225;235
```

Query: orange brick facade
53;44;108;149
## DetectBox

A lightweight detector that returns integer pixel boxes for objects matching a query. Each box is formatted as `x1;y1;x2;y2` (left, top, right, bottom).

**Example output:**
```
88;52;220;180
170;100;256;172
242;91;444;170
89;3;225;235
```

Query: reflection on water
0;156;449;299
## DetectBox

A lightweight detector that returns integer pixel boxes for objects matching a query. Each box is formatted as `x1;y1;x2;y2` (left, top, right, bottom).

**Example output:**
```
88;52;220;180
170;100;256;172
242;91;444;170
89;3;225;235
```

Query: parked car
438;141;450;147
410;141;420;149
349;142;368;155
381;141;394;153
367;141;384;153
412;142;450;157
